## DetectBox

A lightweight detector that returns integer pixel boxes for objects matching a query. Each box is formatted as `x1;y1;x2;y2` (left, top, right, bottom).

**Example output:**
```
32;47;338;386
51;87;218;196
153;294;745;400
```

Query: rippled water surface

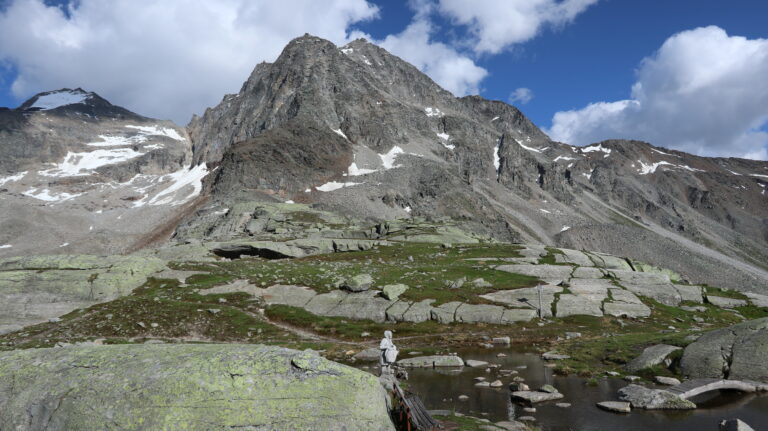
381;348;768;431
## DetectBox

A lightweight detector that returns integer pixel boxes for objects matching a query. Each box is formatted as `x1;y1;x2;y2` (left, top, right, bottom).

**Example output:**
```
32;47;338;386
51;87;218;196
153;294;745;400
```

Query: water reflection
366;347;768;431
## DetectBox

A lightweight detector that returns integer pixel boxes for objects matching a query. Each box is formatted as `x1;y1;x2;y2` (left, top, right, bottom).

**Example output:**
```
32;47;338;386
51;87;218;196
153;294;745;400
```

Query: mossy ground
1;242;765;381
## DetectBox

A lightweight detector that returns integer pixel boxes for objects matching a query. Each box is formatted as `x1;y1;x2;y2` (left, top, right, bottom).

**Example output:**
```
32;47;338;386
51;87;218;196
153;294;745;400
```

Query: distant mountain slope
0;89;206;256
181;34;768;292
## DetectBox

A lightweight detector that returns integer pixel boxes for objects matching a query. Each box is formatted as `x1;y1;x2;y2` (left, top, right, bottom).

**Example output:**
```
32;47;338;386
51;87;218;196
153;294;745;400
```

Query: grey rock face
680;318;768;382
511;391;564;404
625;344;682;373
0;344;394;431
555;294;603;317
707;296;748;308
496;265;573;285
596;401;631;413
617;384;696;410
719;419;756;431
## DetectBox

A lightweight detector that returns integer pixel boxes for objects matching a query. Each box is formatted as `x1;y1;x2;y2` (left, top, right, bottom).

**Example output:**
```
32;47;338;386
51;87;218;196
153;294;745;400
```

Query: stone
0;344;394;430
719;419;756;431
445;277;466;289
587;253;633;270
539;384;559;394
707;296;748;308
430;301;462;324
353;347;381;361
341;274;374;292
542;351;570;360
680;318;768;382
610;270;670;285
401;299;434;323
617;384;696;410
455;303;505;324
489;380;503;388
385;300;411;322
480;285;561;318
501;308;538;323
596;401;631;413
609;288;644;304
257;284;317;307
510;391;564;403
625;344;682;373
494;421;528;431
553;248;594;266
475;381;491;388
518;416;536;422
323;290;394;322
622;283;682;306
466;360;489;368
472;278;493;288
555;294;603;317
381;284;408;301
555;403;571;408
624;376;641;382
304;291;346;315
603;302;651;318
458;395;469;401
572;267;605;278
673;285;704;303
509;382;530;391
494;264;573;285
680;305;707;312
654;376;681;385
492;336;511;344
745;292;768;308
398;355;464;368
565;332;581;339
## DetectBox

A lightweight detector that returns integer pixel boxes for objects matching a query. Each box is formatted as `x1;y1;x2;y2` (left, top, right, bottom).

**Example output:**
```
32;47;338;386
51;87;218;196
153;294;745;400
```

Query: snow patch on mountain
40;148;145;177
30;90;90;110
316;181;362;192
347;162;377;176
424;107;443;117
22;188;83;203
581;144;611;158
125;125;184;141
379;146;404;169
332;128;348;140
516;140;543;153
133;164;209;207
0;171;27;186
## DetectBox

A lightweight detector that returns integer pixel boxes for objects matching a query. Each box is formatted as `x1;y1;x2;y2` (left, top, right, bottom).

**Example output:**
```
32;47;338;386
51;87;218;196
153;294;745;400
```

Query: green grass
704;286;749;300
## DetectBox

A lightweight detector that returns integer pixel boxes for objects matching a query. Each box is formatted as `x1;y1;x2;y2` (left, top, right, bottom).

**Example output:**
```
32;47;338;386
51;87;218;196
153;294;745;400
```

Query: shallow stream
371;347;768;430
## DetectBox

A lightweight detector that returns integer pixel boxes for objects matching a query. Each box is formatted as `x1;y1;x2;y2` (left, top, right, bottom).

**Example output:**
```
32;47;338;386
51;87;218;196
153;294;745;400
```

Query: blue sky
1;0;767;159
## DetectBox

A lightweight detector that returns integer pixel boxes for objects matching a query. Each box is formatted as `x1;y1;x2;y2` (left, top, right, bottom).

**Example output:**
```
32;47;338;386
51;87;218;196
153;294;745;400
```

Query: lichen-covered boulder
0;344;394;431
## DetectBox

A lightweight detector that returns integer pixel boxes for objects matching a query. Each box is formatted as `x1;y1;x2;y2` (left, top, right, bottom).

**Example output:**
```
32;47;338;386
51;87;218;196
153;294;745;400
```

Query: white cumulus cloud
437;0;599;54
509;87;534;105
548;26;768;160
0;0;379;123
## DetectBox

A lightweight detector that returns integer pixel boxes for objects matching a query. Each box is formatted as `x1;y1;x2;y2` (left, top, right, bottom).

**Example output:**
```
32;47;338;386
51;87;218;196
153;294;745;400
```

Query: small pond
362;347;768;430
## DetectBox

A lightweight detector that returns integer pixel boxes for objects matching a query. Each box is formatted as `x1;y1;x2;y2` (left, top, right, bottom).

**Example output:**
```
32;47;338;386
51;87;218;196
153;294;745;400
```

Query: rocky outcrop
0;344;394;431
398;355;464;368
0;255;166;333
680;318;768;382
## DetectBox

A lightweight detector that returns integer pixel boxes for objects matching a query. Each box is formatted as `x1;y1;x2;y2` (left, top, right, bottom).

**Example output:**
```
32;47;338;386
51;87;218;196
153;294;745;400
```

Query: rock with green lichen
0;344;394;431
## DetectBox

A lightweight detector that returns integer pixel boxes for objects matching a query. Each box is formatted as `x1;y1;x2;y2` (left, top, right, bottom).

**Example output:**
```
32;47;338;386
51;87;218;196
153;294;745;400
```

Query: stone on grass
494;264;573;285
494;420;528;431
555;294;603;317
430;301;462;324
492;336;511;344
381;284;408;301
624;344;681;373
401;299;434;323
455;304;505;324
490;380;503;388
341;274;374;292
0;344;395;430
542;351;570;360
617;384;696;410
707;296;748;309
596;401;631;413
603;302;651;318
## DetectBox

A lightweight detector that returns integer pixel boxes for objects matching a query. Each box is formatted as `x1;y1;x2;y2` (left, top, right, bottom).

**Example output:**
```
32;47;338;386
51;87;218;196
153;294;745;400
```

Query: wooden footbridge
392;381;440;431
667;378;768;400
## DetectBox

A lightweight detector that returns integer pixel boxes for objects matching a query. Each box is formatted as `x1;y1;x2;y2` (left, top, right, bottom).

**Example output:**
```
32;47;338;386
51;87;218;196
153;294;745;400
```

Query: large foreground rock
0;344;394;431
680;318;768;382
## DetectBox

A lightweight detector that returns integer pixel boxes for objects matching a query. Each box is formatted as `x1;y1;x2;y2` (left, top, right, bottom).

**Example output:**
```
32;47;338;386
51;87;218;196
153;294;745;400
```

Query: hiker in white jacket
379;330;398;370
